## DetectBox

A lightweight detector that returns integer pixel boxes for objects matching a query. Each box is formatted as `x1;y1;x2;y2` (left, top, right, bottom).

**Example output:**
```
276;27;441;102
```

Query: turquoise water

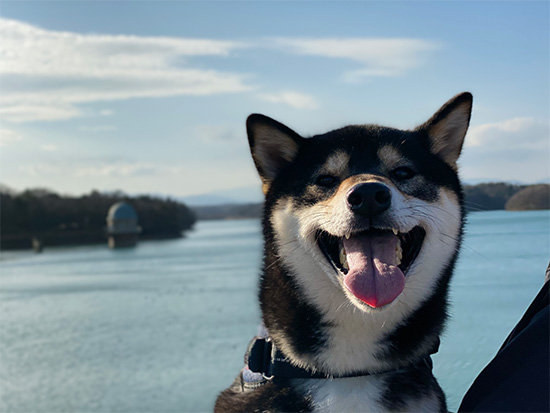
1;210;548;412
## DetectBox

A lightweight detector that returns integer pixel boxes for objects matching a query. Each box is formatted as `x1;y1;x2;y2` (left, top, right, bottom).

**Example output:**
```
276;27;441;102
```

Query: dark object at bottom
108;234;138;248
32;237;43;253
458;276;549;412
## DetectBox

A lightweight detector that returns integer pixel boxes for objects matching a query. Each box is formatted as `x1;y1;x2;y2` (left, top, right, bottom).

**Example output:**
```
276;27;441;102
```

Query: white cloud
466;117;549;149
273;37;439;81
0;128;22;146
40;144;58;152
73;162;178;178
0;19;442;123
0;18;243;76
257;91;318;109
0;104;82;122
0;18;250;122
196;124;242;142
12;158;260;196
460;117;550;182
78;125;117;132
19;160;186;178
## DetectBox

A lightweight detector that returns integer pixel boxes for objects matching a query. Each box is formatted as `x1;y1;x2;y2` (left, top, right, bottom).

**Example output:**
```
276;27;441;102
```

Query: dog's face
248;93;472;313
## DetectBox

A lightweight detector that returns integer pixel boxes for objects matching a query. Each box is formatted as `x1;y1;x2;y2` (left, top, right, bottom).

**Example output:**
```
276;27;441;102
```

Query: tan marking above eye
318;151;350;176
377;145;403;168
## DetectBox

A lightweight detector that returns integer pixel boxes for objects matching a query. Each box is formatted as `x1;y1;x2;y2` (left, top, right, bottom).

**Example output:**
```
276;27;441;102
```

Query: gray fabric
242;324;269;385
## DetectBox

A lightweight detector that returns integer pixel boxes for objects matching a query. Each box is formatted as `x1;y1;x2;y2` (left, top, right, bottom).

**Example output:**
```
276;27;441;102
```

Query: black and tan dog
216;93;473;412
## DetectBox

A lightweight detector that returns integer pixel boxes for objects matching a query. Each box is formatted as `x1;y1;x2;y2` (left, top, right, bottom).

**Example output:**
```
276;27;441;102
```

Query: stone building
106;202;141;248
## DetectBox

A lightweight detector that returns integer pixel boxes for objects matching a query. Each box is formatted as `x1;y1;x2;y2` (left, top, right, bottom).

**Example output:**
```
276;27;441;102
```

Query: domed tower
106;202;141;248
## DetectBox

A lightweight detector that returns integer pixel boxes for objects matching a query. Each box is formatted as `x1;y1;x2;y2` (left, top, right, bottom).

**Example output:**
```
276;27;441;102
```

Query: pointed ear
247;114;303;192
418;92;473;166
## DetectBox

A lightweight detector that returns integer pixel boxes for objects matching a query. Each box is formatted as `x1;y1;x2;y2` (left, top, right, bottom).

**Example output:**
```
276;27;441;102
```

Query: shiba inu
216;92;473;412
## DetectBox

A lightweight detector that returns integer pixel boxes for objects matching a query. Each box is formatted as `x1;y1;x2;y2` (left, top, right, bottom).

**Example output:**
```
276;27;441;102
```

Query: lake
1;210;548;412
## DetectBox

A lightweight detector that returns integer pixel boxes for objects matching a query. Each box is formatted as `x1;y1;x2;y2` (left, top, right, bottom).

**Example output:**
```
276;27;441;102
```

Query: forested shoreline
1;189;196;250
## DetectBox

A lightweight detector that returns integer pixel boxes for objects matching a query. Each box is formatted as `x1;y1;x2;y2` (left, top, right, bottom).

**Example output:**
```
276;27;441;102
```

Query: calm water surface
1;210;549;412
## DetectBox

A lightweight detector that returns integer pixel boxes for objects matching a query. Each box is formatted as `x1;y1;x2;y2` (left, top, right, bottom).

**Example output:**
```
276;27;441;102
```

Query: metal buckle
261;337;274;380
261;373;275;381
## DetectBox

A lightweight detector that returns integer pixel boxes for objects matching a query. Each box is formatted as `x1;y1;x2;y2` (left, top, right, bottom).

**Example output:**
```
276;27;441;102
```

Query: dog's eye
391;166;416;181
315;175;338;187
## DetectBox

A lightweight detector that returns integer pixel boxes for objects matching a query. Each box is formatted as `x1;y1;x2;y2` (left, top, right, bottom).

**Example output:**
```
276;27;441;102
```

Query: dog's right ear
247;114;303;193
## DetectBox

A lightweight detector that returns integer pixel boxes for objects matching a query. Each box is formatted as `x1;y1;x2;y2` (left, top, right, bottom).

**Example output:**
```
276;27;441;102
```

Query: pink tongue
343;232;404;308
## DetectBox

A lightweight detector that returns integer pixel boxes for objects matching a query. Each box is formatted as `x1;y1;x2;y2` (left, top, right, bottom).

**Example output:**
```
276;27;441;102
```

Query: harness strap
245;336;438;380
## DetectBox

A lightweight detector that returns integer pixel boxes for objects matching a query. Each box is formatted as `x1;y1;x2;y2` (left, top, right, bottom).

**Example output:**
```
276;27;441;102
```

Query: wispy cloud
257;91;318;109
40;144;58;152
273;37;440;81
0;128;22;146
466;117;549;149
19;160;186;178
74;162;184;178
78;125;117;133
461;117;549;182
0;18;250;122
196;124;242;143
0;104;83;122
0;19;441;123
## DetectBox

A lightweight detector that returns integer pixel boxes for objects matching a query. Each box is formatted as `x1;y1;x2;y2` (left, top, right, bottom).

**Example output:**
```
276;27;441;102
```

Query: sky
0;1;548;199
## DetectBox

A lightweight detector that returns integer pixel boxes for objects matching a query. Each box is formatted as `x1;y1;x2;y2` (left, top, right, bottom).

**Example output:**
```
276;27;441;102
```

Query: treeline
192;182;549;220
1;189;196;250
463;182;526;211
464;183;549;212
505;184;550;211
193;203;263;220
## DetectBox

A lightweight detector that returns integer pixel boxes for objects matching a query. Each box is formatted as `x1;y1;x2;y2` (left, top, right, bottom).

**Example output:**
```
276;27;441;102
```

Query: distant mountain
463;182;526;211
178;193;239;206
193;203;263;220
506;184;550;211
179;185;263;206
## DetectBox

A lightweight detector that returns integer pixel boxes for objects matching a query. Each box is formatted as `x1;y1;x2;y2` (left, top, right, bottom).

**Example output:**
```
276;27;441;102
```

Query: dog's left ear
418;92;473;166
247;114;303;193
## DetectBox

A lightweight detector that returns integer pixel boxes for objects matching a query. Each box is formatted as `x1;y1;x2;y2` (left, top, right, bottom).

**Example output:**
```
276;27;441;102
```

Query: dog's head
248;93;472;313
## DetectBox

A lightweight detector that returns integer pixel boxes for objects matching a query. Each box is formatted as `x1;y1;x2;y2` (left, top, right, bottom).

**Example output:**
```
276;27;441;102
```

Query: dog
215;92;473;412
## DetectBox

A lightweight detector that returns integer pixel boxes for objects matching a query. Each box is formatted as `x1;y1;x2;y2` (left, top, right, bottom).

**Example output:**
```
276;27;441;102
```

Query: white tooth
342;259;349;271
396;240;402;265
345;232;350;240
392;228;399;236
339;247;347;267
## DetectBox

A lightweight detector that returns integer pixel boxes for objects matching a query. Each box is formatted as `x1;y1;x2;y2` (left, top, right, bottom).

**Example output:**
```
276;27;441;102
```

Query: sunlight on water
1;210;548;412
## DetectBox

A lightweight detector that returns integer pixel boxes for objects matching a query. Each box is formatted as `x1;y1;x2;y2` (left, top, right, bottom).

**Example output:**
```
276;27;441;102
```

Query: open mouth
317;226;426;308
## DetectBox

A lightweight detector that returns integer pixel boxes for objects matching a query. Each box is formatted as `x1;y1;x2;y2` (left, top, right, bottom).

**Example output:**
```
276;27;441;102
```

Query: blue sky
1;1;548;199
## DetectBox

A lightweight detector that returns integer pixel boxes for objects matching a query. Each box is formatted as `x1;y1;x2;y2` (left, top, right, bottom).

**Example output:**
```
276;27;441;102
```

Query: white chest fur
297;375;441;413
302;376;386;413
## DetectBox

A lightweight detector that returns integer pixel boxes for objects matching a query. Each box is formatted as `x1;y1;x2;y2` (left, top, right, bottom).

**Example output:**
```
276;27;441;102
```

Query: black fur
265;124;458;207
216;377;311;412
259;235;330;358
381;364;447;411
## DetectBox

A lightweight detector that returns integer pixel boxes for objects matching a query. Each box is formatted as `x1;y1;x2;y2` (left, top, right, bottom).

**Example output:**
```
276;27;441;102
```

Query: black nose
346;182;391;217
